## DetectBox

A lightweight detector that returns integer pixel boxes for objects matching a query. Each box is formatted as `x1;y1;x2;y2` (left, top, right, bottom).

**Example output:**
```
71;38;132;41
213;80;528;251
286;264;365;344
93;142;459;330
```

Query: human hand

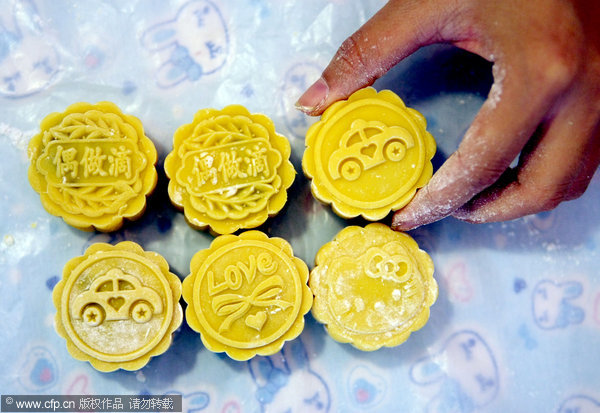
296;0;600;230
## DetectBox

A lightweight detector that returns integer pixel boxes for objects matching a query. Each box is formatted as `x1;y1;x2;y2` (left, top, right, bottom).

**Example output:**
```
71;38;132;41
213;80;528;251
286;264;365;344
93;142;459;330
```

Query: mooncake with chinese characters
28;102;157;231
164;105;295;234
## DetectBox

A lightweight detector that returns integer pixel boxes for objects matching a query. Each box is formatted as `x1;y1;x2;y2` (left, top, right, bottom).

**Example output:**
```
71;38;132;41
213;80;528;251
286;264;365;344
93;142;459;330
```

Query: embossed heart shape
245;311;267;331
108;296;125;311
360;143;377;158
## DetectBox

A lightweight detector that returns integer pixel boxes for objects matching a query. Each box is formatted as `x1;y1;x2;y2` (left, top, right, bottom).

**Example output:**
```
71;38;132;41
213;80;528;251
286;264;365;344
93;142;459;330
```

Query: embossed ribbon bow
211;276;292;333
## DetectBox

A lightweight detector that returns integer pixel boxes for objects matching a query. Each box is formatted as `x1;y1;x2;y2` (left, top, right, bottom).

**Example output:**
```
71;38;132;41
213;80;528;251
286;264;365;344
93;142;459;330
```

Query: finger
391;56;575;231
295;0;463;115
452;88;600;223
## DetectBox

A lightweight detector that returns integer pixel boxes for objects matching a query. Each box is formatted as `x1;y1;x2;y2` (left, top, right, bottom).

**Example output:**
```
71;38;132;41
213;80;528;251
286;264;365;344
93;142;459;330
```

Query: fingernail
295;77;329;114
391;212;418;231
391;201;429;231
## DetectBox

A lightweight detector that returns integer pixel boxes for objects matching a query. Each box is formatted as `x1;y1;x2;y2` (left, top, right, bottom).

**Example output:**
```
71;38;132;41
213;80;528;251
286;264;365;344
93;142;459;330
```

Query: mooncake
28;102;157;231
302;87;436;220
309;223;437;351
183;231;312;360
53;241;182;371
165;105;295;234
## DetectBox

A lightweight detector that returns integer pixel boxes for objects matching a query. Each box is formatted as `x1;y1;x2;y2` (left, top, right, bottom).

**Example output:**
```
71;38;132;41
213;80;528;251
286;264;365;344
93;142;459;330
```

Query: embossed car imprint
71;268;163;326
328;120;415;181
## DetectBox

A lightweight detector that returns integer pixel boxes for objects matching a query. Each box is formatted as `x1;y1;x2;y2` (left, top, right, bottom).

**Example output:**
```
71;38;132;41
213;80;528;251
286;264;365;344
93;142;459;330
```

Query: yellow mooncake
303;87;436;220
309;223;437;351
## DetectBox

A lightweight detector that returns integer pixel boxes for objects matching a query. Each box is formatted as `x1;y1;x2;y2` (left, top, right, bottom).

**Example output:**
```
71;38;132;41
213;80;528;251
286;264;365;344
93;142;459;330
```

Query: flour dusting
487;64;506;110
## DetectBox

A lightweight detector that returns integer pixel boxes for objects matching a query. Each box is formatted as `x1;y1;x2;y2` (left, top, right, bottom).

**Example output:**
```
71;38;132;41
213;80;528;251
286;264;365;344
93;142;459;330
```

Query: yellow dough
165;105;295;234
53;241;182;372
303;87;436;220
309;223;437;351
183;231;312;360
28;102;157;231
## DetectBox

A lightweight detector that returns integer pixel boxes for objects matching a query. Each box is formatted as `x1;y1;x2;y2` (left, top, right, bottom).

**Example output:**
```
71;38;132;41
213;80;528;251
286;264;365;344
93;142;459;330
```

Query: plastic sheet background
1;1;599;412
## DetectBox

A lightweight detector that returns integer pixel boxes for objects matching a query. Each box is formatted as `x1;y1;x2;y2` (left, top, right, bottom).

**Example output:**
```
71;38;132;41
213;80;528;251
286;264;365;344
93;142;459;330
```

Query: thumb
296;0;458;115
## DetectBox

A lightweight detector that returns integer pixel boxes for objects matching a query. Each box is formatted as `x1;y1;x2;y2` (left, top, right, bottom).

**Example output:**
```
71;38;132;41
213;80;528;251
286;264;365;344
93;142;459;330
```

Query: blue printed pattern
347;365;386;409
164;391;209;413
0;0;58;97
0;0;599;408
249;338;331;412
141;0;228;88
517;323;538;350
410;330;499;413
18;346;58;391
532;280;585;329
557;395;600;413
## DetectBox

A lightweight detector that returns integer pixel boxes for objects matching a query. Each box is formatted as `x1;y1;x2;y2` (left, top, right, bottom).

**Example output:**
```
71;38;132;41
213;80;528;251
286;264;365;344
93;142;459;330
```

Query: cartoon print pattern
164;391;210;413
249;338;331;413
532;280;585;330
18;346;58;391
441;260;473;303
347;365;386;409
410;330;499;413
65;373;92;395
0;0;59;97
164;390;244;413
557;394;600;413
141;0;229;88
1;1;598;408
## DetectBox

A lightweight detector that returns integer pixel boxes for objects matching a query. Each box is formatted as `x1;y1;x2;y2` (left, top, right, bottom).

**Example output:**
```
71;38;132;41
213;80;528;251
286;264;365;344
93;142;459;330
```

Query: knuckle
533;44;579;90
334;32;373;77
538;194;562;212
524;169;594;210
525;182;565;212
564;175;592;201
